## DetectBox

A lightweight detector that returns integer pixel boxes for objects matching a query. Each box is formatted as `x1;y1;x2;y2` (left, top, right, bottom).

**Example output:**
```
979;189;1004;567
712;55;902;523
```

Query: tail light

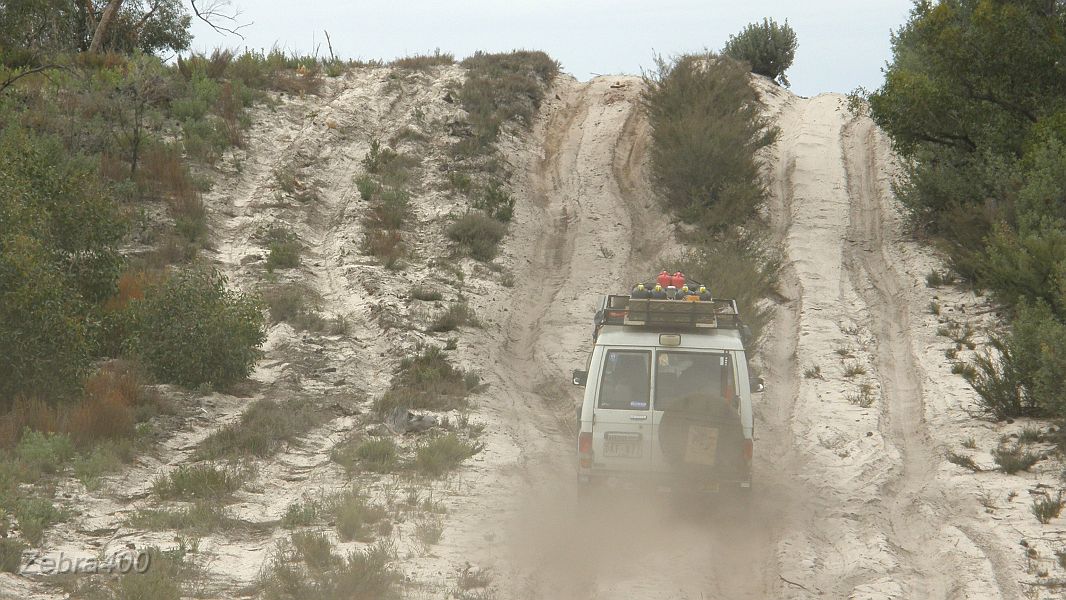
578;432;593;468
742;439;753;463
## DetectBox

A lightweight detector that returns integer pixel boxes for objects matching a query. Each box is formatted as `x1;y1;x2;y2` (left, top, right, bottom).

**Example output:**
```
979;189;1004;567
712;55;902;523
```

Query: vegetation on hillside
723;18;798;86
642;51;781;347
863;0;1066;418
2;4;544;587
0;2;347;570
446;51;559;261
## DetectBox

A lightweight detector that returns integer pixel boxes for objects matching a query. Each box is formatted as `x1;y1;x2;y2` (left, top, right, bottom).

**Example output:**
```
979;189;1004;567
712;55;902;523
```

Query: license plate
603;436;642;458
684;425;719;466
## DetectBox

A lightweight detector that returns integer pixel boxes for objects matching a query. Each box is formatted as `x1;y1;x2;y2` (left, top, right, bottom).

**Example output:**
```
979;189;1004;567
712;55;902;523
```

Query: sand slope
9;67;1058;600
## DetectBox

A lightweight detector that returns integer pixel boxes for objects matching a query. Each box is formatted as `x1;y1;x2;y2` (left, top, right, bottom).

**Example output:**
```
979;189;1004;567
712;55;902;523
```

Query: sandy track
459;74;778;600
758;83;1018;599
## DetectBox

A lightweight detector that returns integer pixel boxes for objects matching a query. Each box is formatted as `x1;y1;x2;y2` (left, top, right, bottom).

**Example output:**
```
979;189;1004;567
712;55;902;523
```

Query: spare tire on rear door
658;393;745;486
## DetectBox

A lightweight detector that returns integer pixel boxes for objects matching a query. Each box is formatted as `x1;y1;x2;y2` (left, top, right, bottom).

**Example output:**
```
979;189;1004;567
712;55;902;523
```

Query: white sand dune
10;67;1060;600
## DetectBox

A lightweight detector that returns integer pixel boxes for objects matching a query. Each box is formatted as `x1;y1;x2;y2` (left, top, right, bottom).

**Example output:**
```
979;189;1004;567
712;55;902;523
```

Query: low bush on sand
258;534;400;600
373;347;479;416
413;434;483;478
390;51;455;71
332;438;399;474
152;464;243;500
456;50;560;155
195;399;325;460
447;212;507;261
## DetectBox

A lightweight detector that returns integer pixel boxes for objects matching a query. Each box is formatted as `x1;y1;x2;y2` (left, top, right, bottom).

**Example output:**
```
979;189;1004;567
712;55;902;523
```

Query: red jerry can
656;271;672;288
671;272;686;289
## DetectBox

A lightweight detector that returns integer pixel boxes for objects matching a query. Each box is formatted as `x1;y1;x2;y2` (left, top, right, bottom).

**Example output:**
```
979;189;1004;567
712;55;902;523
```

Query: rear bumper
578;469;751;492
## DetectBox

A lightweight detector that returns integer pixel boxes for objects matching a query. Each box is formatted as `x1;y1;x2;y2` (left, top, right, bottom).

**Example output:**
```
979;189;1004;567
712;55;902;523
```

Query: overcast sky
188;1;915;98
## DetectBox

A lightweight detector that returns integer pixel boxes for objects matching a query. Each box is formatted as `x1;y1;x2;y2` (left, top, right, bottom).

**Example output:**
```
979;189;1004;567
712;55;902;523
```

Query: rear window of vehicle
654;351;736;412
597;350;651;410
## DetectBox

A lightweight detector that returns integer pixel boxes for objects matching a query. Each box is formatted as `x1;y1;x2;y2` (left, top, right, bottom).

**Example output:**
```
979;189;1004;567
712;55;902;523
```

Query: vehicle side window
596;350;651;410
654;352;736;413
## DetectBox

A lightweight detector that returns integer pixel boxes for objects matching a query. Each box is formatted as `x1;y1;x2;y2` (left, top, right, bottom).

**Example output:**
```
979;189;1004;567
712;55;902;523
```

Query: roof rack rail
596;294;742;330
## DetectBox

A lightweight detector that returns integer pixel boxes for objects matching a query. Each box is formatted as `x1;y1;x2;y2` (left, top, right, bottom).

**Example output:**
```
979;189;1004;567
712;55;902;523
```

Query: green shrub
181;116;229;163
361;230;406;269
260;284;345;333
327;490;386;542
966;301;1066;419
642;53;780;357
641;53;777;228
413;434;482;478
355;174;381;201
15;430;75;477
946;451;980;472
0;538;28;573
390;50;455;70
410;286;443;301
429;301;479;332
14;497;66;544
865;2;1066;418
152;464;242;500
264;284;314;324
925;269;957;288
414;516;444;552
195;398;325;460
842;362;867;378
848;383;875;408
265;226;302;271
447;212;507;261
332;438;399;474
109;547;185;600
674;236;779;351
373;346;479;416
361;141;419;188
127;502;236;533
473;180;515;222
448;171;474;195
0;125;126;401
260;536;400;600
456;50;560;155
1033;492;1064;524
364;188;411;230
281;498;323;528
992;443;1041;474
951;362;977;378
126;267;265;389
980;221;1066;316
722;18;798;86
72;443;126;490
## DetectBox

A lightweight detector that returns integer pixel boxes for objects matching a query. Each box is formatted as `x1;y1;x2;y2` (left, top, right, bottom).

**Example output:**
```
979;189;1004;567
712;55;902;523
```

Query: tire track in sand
483;75;779;600
761;87;1017;599
841;115;1020;599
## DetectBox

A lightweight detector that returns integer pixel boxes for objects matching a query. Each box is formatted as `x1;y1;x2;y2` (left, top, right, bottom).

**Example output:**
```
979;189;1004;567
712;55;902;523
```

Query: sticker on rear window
630;401;648;408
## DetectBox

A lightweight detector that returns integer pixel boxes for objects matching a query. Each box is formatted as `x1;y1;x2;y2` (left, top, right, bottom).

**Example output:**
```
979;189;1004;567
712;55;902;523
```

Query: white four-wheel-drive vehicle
573;284;762;496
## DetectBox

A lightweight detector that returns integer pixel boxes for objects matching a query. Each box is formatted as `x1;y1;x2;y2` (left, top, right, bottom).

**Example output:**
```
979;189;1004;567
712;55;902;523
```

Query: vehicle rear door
591;349;654;473
650;350;744;485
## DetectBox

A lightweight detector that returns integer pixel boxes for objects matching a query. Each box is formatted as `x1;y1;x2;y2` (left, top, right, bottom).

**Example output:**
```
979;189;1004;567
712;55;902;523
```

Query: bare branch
190;0;251;39
324;30;336;62
0;65;68;95
133;0;164;32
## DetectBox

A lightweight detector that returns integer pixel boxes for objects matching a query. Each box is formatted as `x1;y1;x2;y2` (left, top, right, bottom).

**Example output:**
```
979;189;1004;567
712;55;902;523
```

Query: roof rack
596;294;742;330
